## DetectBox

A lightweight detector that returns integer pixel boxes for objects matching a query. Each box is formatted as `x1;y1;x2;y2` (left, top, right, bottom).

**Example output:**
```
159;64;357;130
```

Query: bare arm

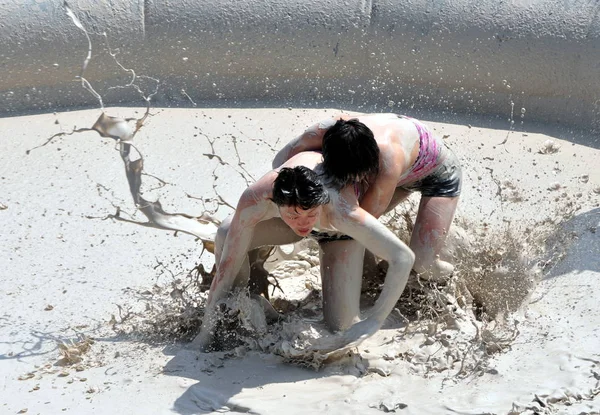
325;203;415;349
192;182;274;350
206;192;267;305
271;118;338;169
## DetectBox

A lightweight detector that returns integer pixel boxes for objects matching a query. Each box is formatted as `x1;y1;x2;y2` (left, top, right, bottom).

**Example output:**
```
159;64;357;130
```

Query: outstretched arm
192;183;273;350
271;118;338;169
327;204;415;349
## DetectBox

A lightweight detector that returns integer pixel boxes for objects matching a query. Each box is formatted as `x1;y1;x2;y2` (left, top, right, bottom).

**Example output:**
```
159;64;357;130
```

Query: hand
190;307;218;351
336;317;381;349
310;317;382;354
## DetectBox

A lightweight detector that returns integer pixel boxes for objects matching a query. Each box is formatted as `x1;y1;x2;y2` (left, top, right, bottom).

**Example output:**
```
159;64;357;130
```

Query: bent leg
319;239;365;332
215;215;303;290
410;196;459;280
248;246;275;297
383;187;413;215
195;217;301;350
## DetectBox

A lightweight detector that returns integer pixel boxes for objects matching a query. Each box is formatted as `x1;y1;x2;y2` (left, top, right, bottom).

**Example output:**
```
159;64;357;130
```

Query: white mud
2;107;599;415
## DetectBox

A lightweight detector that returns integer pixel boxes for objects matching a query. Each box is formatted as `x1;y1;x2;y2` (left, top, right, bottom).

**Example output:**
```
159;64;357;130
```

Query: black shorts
309;230;354;244
398;145;462;198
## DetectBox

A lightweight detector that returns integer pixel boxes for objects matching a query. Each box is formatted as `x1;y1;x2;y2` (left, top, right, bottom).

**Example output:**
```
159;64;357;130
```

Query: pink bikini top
397;116;444;186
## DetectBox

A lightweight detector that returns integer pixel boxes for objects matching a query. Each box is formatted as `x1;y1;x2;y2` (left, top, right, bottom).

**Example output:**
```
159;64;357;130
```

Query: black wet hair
272;166;330;209
322;118;380;188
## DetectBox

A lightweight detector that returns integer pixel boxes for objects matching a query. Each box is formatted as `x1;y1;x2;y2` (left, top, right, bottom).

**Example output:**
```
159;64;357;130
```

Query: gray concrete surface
2;0;600;128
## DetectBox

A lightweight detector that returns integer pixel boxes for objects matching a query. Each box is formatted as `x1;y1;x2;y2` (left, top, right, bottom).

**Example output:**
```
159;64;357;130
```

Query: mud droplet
539;139;560;154
18;373;36;381
548;182;561;191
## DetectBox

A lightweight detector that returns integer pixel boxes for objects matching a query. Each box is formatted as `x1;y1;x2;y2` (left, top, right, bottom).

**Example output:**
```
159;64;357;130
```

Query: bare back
248;151;338;231
337;113;421;183
274;113;421;184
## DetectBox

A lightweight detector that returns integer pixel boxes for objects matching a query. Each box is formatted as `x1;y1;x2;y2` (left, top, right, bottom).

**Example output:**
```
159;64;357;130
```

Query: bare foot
311;317;381;353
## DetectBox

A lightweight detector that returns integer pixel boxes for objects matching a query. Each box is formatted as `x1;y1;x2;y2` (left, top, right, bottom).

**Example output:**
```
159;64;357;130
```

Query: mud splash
108;191;577;375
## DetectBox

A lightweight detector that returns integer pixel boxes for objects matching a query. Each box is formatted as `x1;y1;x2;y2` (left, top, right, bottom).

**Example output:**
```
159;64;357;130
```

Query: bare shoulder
323;186;360;221
237;171;278;217
378;137;406;168
327;201;374;239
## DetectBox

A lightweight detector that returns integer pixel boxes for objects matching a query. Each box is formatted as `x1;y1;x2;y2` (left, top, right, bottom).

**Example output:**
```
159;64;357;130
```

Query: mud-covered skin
192;151;415;352
195;113;462;351
272;113;461;281
399;144;462;197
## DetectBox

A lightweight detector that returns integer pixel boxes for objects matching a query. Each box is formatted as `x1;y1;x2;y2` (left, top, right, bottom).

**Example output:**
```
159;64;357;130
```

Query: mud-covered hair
272;166;330;209
322;118;380;188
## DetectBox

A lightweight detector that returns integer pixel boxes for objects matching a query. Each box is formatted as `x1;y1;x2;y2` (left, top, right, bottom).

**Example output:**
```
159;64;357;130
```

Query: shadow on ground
543;207;600;280
162;345;343;414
